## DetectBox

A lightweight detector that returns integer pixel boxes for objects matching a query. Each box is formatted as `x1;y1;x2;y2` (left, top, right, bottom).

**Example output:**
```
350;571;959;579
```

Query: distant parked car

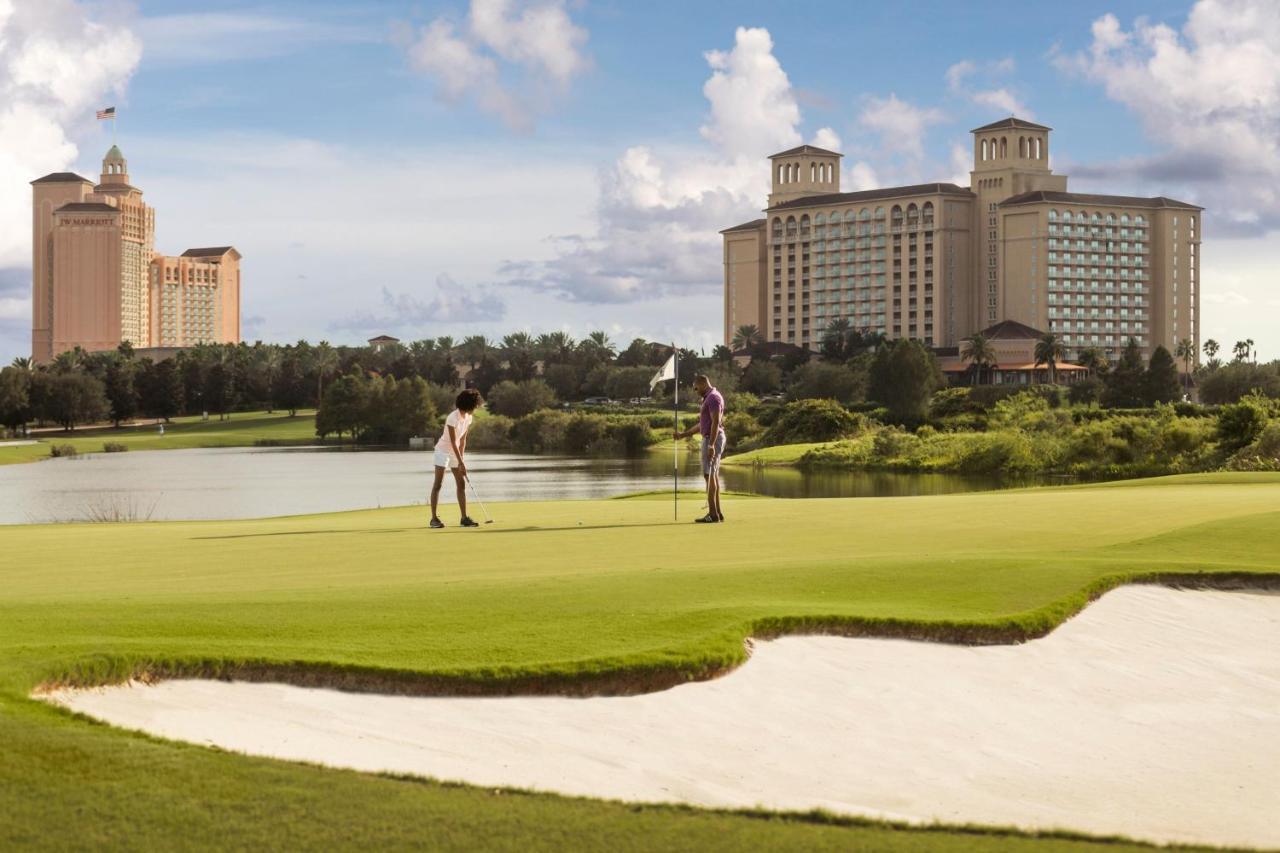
583;396;611;406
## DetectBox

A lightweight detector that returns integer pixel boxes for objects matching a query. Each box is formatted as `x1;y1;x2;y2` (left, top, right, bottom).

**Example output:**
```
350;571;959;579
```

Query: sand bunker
42;586;1280;848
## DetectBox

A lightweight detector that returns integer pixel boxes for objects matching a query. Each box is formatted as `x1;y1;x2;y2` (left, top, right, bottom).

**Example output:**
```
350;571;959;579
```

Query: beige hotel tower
723;118;1202;361
30;145;241;363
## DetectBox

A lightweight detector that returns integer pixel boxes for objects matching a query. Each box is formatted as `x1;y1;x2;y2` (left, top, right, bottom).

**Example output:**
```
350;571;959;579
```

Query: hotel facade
30;145;241;363
722;118;1202;363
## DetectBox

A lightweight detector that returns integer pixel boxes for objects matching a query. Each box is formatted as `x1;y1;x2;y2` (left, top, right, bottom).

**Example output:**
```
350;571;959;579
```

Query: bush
425;382;459;416
564;413;607;452
102;442;128;453
1226;422;1280;471
929;387;973;419
724;411;762;450
868;339;942;423
465;414;515;450
786;361;866;405
510;409;572;453
49;444;77;458
740;360;782;395
762;399;865;445
1217;397;1269;451
1067;377;1104;407
487;379;557;418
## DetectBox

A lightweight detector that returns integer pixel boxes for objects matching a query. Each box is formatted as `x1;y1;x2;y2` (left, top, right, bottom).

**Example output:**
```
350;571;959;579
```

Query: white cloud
330;281;506;334
0;294;30;320
699;27;801;159
0;0;141;268
811;126;841;151
134;11;379;65
400;0;588;131
945;57;1031;118
1054;0;1280;235
858;94;945;159
500;26;807;304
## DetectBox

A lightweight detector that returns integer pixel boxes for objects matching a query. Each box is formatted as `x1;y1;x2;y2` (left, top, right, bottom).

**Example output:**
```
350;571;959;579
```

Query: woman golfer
429;388;482;529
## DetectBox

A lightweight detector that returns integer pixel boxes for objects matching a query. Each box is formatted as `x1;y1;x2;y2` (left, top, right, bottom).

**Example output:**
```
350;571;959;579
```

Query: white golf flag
649;354;676;391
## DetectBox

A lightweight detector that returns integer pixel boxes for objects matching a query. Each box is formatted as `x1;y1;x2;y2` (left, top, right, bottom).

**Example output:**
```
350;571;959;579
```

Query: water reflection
0;446;1060;525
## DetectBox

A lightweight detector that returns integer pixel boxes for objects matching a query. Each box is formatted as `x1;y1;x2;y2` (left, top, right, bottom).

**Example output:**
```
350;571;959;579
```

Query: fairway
4;473;1280;850
0;410;317;466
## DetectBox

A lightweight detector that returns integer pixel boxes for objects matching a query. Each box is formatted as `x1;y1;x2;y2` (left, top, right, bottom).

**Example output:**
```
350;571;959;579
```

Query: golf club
464;472;494;524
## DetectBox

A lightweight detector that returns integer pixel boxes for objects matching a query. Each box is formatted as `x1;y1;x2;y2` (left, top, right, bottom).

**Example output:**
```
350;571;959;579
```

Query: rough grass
0;409;318;466
3;473;1280;850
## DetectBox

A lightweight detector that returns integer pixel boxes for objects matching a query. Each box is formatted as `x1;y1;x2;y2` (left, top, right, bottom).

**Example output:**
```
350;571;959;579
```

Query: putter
464;473;494;524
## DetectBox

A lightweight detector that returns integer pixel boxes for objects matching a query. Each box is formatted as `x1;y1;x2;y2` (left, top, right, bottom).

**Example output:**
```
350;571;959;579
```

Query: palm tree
1247;338;1256;364
10;357;32;371
731;324;764;351
587;330;616;360
312;340;338;403
959;333;997;385
1232;340;1250;362
1034;332;1066;384
1076;347;1109;377
459;335;492;370
1174;338;1196;393
536;331;575;363
1202;338;1220;361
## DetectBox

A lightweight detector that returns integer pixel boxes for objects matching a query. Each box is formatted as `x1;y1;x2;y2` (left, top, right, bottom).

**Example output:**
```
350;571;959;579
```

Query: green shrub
102;442;128;453
762;399;865;446
785;361;865;405
510;410;572;452
723;411;762;450
465;414;515;450
49;444;77;458
564;413;607;452
606;420;655;455
425;382;458;416
929;387;973;419
1226;422;1280;471
1217;397;1269;451
487;379;557;418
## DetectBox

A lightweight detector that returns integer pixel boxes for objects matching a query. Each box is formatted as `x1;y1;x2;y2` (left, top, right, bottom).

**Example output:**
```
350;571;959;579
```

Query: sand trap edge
30;571;1280;701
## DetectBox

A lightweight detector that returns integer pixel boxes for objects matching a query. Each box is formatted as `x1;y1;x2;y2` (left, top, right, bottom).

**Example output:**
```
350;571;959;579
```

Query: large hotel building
30;145;241;363
722;118;1201;362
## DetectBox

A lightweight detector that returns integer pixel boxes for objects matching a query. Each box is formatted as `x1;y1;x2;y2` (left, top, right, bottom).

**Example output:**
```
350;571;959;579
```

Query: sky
2;0;1279;361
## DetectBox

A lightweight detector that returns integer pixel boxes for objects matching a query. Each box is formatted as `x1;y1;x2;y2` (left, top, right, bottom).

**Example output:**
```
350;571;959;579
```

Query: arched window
825;163;833;182
981;139;988;161
800;214;810;229
1120;214;1130;224
873;206;885;218
922;201;934;224
771;218;783;236
1019;137;1026;158
1106;213;1116;224
1034;138;1042;159
1076;211;1088;223
814;213;826;225
906;202;919;220
810;163;816;182
858;207;871;220
1000;137;1008;158
1048;209;1058;221
1135;215;1146;225
777;164;783;184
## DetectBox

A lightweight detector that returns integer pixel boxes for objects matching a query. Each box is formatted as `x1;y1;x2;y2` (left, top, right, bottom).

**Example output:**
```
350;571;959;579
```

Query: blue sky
3;0;1278;361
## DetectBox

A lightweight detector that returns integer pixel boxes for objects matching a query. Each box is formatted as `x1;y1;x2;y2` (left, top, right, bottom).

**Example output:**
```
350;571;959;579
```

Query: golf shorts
701;430;726;477
433;449;459;469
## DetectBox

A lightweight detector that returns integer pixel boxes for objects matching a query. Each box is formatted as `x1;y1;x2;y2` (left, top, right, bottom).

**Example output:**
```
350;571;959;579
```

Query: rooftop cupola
101;145;129;185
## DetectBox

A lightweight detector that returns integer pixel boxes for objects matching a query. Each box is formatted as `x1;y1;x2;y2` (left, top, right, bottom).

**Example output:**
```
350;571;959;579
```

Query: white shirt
434;409;472;458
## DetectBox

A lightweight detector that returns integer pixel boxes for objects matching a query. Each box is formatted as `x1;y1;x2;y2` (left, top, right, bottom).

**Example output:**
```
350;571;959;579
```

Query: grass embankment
4;474;1280;850
0;409;317;466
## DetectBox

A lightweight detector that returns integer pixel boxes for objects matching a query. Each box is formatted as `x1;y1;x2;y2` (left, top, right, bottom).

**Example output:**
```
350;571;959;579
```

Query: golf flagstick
673;344;678;521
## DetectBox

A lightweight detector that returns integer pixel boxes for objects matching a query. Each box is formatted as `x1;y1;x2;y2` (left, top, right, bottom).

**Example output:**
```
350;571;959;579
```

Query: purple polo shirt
699;387;725;437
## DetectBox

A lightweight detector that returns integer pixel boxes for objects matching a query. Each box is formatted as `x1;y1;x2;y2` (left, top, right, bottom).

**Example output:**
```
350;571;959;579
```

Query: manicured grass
3;474;1279;850
723;440;833;467
0;409;318;466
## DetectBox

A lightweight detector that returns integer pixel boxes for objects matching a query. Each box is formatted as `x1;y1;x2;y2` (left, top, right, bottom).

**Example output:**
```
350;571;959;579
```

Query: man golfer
429;388;482;529
674;374;726;523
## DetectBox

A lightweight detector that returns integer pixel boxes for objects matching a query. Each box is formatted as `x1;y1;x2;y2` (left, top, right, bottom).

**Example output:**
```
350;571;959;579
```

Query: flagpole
672;343;678;521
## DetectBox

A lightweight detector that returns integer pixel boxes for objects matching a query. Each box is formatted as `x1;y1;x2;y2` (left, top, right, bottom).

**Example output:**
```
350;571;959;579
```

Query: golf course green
0;409;318;466
4;473;1279;850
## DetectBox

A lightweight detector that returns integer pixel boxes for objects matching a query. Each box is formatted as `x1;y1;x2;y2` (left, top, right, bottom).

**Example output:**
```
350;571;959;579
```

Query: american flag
96;107;115;120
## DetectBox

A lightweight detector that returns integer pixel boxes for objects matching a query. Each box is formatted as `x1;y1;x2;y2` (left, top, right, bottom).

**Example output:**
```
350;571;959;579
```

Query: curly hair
455;388;483;412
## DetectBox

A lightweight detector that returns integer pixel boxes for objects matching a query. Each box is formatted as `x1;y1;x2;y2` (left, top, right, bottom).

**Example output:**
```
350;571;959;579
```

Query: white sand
42;587;1280;848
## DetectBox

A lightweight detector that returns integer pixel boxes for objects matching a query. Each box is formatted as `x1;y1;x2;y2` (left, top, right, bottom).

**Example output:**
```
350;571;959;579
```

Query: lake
0;446;1060;524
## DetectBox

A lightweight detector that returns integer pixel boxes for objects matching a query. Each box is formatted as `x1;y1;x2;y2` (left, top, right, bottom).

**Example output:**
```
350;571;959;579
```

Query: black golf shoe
460;516;480;528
